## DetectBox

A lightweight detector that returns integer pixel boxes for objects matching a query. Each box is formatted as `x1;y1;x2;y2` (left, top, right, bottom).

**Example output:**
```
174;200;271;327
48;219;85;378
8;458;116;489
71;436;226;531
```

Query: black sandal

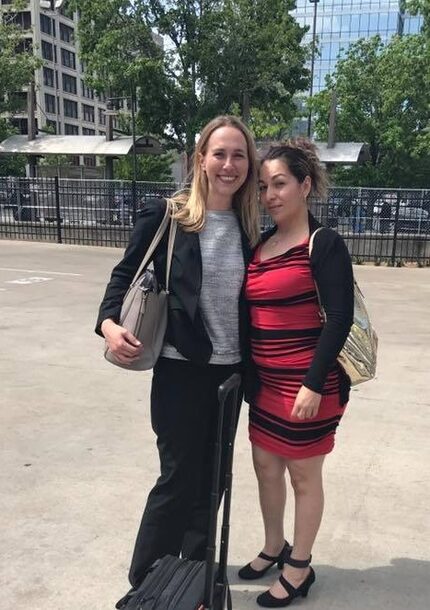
238;540;292;580
256;554;315;607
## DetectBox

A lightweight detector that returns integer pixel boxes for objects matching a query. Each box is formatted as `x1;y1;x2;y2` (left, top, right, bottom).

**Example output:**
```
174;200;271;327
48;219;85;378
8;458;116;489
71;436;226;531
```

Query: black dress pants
128;357;242;588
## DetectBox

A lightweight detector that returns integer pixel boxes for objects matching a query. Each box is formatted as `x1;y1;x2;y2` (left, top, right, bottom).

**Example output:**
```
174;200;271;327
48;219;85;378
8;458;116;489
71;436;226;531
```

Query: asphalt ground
1;239;429;610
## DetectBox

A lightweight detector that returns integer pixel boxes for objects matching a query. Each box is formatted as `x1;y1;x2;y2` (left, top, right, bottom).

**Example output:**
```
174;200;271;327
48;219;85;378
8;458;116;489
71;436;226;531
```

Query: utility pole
307;0;320;138
105;98;114;179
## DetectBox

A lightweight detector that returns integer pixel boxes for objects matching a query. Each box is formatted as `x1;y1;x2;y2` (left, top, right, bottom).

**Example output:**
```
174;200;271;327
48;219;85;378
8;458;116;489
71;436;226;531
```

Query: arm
304;234;354;392
95;198;167;336
292;234;354;419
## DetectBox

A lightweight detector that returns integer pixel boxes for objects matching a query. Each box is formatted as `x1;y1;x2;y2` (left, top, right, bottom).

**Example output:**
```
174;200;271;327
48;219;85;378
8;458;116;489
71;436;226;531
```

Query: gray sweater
162;210;244;364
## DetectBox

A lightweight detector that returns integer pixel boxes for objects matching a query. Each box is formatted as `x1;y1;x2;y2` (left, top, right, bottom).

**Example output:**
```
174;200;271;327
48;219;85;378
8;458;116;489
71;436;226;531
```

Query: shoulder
136;197;168;221
310;226;351;267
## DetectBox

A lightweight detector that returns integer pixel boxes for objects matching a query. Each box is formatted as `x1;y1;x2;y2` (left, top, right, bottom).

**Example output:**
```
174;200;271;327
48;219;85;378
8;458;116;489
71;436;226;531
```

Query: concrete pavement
1;239;429;610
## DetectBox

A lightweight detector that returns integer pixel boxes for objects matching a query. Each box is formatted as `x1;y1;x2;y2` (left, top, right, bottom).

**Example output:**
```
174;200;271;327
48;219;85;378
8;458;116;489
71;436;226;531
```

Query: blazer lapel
170;227;201;320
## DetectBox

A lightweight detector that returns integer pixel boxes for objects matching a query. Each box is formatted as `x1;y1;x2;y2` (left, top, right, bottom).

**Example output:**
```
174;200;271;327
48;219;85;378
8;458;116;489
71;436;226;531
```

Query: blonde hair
170;115;260;247
260;137;329;201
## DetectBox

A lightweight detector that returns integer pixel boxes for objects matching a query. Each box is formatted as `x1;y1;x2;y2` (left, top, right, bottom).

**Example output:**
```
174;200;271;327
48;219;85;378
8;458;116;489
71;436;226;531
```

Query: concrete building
1;0;112;167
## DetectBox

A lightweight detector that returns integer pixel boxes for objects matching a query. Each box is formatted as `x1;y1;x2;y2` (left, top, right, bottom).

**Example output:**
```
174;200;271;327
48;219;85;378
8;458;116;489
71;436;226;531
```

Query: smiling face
259;158;311;225
200;126;249;203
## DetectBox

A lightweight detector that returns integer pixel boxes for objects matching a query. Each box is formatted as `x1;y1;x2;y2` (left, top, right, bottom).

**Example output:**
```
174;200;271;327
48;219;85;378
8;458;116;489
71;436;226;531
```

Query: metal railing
1;178;429;265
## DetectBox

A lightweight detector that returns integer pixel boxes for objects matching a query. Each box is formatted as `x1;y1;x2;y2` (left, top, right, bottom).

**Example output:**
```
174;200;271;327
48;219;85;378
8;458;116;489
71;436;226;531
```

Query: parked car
397;205;429;234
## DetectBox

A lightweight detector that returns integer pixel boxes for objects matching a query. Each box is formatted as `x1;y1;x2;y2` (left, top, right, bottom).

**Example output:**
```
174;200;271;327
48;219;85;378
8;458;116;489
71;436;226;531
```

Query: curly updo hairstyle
260;138;329;202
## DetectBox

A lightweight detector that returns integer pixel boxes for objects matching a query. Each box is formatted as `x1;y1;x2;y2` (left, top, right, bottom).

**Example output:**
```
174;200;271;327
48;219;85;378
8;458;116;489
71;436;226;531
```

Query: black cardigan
255;213;354;405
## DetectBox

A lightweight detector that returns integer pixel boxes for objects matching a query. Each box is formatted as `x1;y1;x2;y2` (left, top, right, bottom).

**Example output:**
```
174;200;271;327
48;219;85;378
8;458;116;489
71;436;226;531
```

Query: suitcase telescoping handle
203;373;241;609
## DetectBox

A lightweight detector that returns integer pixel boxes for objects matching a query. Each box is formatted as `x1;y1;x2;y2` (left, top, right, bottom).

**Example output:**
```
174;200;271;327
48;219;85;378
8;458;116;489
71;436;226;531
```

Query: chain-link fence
1;178;429;264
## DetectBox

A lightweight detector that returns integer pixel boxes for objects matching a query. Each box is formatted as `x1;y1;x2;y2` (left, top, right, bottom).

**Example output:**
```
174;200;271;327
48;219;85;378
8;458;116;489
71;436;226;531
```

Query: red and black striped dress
245;239;346;460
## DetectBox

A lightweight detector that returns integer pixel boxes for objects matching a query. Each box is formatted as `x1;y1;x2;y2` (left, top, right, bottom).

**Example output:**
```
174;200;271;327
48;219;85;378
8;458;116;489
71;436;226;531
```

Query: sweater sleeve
94;198;167;336
303;233;354;393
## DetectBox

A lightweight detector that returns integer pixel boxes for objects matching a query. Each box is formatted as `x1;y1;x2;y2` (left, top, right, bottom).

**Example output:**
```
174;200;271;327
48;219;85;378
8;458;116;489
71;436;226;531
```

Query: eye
259;184;267;192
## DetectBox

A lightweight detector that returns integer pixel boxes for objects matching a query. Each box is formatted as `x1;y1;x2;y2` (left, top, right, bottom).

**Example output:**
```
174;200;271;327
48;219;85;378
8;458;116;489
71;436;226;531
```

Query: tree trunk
242;91;250;124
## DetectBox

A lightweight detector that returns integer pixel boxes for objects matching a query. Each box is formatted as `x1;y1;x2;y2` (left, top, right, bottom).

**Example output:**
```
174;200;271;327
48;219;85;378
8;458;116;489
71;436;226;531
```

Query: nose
266;184;277;201
223;156;234;170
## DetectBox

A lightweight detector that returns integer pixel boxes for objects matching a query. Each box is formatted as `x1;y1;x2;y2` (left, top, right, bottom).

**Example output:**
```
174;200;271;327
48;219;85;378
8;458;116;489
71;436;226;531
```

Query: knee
253;453;284;486
288;467;322;496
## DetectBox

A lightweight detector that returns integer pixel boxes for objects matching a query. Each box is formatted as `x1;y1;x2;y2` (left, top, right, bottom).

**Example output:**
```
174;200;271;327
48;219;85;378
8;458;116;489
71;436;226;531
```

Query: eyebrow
212;147;247;153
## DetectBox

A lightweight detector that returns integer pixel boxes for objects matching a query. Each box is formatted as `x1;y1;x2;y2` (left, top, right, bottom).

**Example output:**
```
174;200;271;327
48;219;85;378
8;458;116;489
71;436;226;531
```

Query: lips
217;175;237;183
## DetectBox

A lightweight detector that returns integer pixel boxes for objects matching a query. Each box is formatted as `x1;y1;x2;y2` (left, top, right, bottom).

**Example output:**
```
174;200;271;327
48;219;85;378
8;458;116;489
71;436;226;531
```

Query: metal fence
1;177;429;265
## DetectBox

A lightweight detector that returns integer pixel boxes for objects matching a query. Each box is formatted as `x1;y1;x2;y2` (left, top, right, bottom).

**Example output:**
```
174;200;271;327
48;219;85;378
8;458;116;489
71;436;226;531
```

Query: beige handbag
309;228;378;386
104;201;177;371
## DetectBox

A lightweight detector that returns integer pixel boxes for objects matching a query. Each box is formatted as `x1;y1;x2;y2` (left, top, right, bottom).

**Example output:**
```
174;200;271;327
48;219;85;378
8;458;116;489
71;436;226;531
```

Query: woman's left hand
291;386;322;420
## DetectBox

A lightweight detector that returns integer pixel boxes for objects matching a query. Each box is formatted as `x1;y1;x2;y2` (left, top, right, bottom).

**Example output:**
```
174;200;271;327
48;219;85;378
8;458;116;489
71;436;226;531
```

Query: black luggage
124;373;241;610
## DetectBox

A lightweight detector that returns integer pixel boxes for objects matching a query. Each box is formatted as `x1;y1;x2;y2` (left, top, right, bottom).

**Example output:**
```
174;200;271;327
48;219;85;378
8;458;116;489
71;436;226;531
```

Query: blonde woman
96;116;260;609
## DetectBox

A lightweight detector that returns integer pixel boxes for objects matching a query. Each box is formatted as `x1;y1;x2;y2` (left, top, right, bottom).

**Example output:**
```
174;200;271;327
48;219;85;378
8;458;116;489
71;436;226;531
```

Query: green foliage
200;0;309;125
73;1;309;158
0;119;26;176
0;1;41;175
0;0;41;114
406;0;430;34
39;155;73;167
311;35;430;188
115;153;174;182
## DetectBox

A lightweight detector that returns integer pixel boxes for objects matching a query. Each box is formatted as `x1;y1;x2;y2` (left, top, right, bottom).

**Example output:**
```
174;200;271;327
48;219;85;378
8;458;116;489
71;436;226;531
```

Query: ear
198;152;206;171
302;175;312;200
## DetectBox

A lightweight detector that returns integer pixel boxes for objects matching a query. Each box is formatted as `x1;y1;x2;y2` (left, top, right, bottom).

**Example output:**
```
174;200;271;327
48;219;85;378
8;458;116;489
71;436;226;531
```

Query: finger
123;331;142;347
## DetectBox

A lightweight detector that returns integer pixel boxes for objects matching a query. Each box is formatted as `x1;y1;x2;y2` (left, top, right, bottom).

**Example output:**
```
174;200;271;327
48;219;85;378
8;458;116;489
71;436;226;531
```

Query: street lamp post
307;0;320;138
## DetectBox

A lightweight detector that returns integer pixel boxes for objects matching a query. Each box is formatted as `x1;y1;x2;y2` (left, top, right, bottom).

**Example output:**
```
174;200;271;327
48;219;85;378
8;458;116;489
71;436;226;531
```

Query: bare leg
249;445;288;571
268;454;325;599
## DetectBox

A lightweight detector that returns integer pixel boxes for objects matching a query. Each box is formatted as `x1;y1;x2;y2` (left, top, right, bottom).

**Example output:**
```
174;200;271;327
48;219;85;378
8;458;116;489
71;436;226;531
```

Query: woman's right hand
101;319;143;364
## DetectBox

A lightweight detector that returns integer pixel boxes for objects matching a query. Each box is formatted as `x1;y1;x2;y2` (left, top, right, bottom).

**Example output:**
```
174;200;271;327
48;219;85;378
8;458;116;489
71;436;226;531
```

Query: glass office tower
292;0;423;93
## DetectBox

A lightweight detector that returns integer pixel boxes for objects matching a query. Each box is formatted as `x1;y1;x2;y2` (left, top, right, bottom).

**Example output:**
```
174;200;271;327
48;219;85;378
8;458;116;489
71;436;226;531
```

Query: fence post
131;180;137;226
54;176;62;244
391;190;401;266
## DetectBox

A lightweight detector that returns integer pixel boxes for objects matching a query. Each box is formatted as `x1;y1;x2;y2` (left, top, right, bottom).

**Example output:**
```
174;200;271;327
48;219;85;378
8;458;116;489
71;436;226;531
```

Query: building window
97;91;106;103
41;40;53;62
60;23;74;43
98;108;106;126
64;98;78;118
64;123;79;135
43;67;55;88
98;130;105;136
45;93;56;114
84;156;96;167
61;48;76;70
82;104;95;123
40;13;53;36
10;11;31;30
45;119;57;134
62;73;77;94
83;127;96;135
16;39;33;54
81;82;94;99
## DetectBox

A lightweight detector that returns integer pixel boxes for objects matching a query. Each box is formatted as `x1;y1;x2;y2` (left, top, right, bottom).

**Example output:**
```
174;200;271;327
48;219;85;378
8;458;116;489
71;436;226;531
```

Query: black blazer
95;198;254;366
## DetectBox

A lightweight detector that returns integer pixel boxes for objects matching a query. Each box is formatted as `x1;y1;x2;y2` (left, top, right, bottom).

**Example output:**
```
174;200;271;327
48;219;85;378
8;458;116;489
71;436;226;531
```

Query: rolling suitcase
123;373;242;610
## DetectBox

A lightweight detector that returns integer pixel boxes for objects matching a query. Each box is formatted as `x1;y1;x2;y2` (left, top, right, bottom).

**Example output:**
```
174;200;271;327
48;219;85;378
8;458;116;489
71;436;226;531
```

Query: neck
206;192;234;211
276;208;309;237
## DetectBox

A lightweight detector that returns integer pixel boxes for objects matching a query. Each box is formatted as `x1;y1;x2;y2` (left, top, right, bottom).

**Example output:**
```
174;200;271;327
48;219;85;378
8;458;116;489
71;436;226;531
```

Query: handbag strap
308;227;326;323
131;200;177;291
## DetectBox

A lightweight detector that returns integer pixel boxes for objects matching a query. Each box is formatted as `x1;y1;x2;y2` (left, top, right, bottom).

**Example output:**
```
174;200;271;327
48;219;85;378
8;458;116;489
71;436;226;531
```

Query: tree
0;1;42;175
406;0;430;34
200;0;309;126
115;153;174;182
73;1;309;162
311;35;430;188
